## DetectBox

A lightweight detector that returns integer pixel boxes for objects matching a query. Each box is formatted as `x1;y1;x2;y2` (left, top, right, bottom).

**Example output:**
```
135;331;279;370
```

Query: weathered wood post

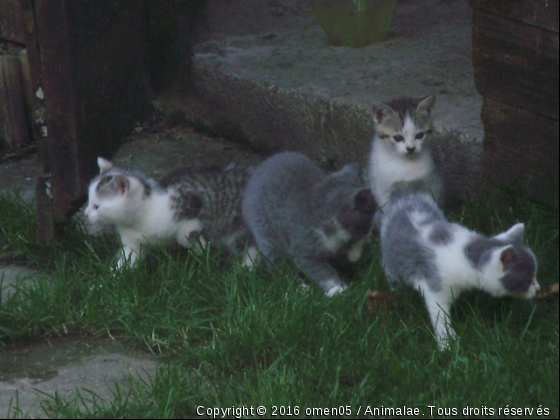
471;0;559;196
0;55;31;150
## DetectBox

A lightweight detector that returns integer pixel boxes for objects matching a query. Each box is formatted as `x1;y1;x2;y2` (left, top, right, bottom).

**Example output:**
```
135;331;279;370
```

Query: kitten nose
406;146;416;153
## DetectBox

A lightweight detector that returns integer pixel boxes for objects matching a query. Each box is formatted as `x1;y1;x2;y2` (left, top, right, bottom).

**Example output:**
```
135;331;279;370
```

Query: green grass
0;188;558;418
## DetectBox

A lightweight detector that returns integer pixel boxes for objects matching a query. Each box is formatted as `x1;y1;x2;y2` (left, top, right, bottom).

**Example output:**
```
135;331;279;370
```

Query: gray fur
430;222;453;245
161;166;253;253
242;152;377;295
373;95;436;130
464;235;537;295
464;235;502;269
381;193;444;292
500;248;538;294
94;169;156;199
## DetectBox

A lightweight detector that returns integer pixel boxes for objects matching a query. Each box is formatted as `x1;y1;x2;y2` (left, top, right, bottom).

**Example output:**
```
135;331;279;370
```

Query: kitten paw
241;246;258;269
347;239;365;263
325;283;347;297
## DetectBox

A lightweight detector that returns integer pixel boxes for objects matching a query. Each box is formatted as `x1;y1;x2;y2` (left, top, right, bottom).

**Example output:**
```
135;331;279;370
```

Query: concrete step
157;0;483;204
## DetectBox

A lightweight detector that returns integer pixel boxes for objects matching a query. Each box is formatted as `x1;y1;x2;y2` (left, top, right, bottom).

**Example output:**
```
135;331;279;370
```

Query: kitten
242;152;377;297
381;192;540;349
368;95;443;211
84;157;255;269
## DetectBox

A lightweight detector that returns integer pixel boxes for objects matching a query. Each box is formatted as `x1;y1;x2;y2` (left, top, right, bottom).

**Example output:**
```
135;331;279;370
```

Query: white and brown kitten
368;95;443;211
84;158;254;269
242;152;377;297
381;192;540;349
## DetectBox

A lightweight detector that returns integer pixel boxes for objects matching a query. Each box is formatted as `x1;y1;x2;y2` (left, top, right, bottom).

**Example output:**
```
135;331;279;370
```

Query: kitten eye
93;205;99;210
393;135;404;142
415;132;425;140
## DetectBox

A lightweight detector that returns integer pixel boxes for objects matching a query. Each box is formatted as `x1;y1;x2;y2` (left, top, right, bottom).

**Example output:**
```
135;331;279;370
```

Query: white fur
98;157;114;173
323;280;347;297
316;225;352;254
115;191;203;267
409;210;434;227
401;115;423;154
242;245;259;269
177;219;205;248
347;238;366;263
430;226;480;293
369;136;437;208
524;277;541;299
494;223;524;242
85;178;204;268
415;280;456;349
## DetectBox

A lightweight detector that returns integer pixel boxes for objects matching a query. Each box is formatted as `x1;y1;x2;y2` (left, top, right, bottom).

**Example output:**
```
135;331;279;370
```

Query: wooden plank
482;98;559;195
470;0;559;33
34;0;82;225
17;49;33;118
0;55;31;149
19;0;50;173
0;0;25;44
472;8;559;120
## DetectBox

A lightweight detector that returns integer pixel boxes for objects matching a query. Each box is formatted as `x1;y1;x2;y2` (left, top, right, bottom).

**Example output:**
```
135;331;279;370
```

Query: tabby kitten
368;95;443;210
381;192;540;349
242;152;377;296
84;158;254;268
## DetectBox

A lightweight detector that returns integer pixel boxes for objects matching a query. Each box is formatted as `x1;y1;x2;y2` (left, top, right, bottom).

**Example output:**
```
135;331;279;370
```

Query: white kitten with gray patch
381;192;540;349
368;95;443;211
84;158;254;269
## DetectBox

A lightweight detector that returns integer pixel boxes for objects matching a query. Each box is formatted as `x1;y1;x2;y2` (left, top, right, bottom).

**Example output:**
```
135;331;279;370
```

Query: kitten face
84;158;147;226
85;175;132;224
372;95;436;156
479;224;540;299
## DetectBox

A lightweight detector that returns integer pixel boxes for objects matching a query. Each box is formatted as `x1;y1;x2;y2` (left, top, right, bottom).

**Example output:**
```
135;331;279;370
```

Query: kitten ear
417;94;437;115
494;223;525;243
97;174;130;196
115;176;130;194
372;102;396;125
499;245;518;269
354;188;377;213
104;175;129;195
98;157;114;174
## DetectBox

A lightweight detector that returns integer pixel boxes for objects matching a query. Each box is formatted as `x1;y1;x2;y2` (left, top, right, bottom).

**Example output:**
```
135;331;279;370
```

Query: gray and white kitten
242;152;377;297
381;192;540;349
84;157;254;268
368;95;443;210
